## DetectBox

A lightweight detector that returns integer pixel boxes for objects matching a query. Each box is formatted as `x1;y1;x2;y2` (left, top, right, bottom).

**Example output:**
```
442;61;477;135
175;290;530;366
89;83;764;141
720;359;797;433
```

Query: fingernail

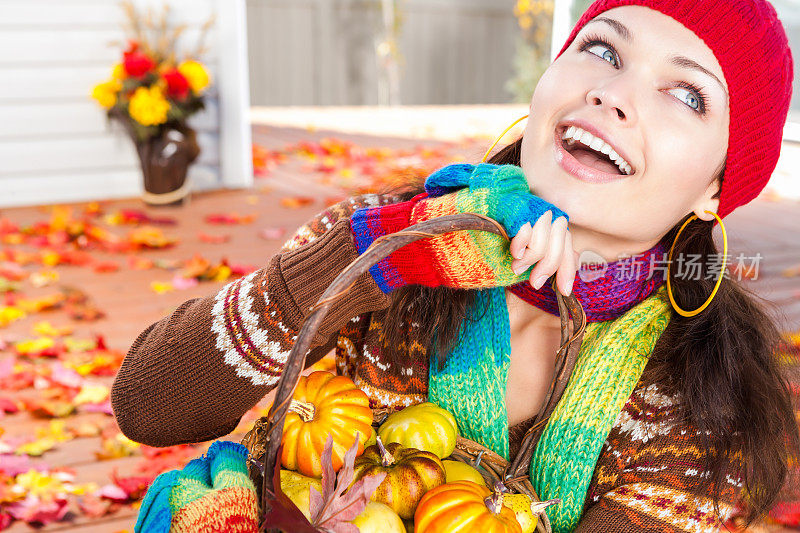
533;275;548;290
565;279;574;296
512;264;524;275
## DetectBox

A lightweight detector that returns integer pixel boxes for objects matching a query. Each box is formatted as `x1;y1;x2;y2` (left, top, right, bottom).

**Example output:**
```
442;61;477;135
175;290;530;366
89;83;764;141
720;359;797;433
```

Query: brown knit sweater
111;194;743;532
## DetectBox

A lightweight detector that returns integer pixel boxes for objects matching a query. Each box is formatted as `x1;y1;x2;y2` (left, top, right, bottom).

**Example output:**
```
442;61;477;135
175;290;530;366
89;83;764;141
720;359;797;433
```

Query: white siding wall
246;0;519;106
0;0;252;208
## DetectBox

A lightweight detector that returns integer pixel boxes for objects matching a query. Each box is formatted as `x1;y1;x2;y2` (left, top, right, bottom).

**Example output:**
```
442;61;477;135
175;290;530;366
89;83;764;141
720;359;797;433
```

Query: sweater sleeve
111;195;397;447
574;383;743;533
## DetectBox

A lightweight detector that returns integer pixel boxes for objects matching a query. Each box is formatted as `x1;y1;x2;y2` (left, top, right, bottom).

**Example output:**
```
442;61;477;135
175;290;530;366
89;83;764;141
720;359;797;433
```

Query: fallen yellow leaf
150;281;174;294
73;383;110;405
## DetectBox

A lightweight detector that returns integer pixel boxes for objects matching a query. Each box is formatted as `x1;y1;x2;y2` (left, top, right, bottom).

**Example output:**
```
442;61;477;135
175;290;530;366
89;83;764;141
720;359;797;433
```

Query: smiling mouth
558;125;635;176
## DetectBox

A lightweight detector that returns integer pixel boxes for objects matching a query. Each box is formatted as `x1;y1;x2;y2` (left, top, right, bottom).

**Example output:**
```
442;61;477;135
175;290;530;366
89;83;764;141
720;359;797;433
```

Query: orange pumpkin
414;481;523;533
280;371;373;477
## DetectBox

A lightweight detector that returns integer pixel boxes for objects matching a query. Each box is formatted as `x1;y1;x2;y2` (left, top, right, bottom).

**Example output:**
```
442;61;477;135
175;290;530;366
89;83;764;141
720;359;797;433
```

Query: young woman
112;0;798;530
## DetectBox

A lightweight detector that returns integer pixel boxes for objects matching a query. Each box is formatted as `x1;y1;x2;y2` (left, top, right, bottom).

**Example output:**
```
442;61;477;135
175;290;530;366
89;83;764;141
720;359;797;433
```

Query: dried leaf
261;444;320;533
280;196;315;209
198;232;231;244
259;227;287;241
311;434;386;532
204;213;257;225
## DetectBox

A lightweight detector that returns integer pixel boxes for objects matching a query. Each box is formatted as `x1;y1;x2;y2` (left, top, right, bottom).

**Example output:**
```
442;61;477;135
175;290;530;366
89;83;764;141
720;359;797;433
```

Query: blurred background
0;1;798;531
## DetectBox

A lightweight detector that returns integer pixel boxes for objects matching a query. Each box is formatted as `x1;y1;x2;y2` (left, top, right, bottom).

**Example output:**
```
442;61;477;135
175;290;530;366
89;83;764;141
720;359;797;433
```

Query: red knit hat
556;0;793;219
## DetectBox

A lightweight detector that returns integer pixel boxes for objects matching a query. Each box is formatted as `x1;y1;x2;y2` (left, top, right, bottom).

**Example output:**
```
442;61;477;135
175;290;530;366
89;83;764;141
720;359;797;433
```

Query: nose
586;78;637;125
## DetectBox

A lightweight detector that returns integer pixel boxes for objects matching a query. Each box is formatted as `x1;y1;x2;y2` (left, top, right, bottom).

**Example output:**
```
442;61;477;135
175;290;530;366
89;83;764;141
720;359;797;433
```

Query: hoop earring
666;211;728;317
481;114;529;163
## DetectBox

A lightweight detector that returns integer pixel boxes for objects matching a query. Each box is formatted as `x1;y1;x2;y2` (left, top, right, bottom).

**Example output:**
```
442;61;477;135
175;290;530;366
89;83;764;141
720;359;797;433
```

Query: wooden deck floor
0;125;798;532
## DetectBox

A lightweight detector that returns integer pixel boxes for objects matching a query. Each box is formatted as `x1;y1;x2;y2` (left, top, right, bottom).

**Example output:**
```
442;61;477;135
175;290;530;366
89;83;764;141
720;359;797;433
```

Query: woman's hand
509;210;578;296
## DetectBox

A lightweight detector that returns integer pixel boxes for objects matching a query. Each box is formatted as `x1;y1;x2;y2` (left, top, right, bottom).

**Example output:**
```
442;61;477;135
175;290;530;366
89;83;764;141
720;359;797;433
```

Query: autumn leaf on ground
171;275;199;290
105;209;177;226
127;226;177;249
93;261;120;273
111;470;155;500
150;281;174;294
128;256;155;270
60;287;105;321
0;306;27;327
204;212;257;225
0;262;28;281
16;293;65;313
259;227;287;241
23;399;75;419
4;493;69;526
0;278;20;293
95;432;140;460
16;437;58;456
15;337;59;358
29;270;59;288
32;321;73;337
197;232;231;244
0;395;20;414
78;493;116;518
280;196;315;209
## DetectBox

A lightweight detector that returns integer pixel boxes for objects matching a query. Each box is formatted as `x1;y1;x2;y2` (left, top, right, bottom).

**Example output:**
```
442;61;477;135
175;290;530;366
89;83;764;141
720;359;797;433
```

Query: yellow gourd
377;402;458;459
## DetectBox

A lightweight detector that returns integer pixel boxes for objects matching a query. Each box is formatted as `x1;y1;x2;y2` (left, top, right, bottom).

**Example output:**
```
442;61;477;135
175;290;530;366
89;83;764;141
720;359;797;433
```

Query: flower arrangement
91;2;214;205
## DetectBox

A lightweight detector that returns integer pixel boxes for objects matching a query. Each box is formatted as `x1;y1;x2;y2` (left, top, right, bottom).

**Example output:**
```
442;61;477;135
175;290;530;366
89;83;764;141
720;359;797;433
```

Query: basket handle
253;212;585;519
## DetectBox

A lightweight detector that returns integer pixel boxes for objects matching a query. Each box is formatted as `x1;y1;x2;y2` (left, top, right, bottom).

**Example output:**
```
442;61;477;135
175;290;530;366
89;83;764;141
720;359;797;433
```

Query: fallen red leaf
197;232;231;244
93;261;120;273
259;227;287;241
280;196;315;209
204;213;257;225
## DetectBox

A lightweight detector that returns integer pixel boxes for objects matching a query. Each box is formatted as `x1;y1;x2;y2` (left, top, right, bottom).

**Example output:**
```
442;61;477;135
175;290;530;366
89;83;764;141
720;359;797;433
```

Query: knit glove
350;163;568;293
134;441;258;533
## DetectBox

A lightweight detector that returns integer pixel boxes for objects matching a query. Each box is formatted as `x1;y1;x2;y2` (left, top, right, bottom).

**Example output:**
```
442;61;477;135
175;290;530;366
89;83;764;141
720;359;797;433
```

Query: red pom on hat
556;0;793;219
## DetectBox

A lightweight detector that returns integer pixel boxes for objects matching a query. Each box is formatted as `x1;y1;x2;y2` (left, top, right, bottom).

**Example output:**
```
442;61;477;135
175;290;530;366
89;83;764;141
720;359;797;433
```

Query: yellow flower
111;62;127;80
128;85;170;126
178;60;210;93
91;79;121;110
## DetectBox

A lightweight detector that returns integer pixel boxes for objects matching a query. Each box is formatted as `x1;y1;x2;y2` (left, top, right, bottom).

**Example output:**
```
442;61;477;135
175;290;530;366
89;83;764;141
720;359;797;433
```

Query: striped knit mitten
134;441;258;533
350;163;568;293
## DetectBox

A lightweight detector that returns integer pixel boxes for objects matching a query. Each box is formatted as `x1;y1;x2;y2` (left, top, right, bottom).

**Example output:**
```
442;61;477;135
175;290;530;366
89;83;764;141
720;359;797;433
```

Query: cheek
647;124;722;196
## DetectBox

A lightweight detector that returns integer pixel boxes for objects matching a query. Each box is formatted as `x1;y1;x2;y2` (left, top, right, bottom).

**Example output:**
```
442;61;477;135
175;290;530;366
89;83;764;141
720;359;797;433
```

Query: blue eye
669;87;699;110
667;82;708;114
586;43;618;67
578;34;620;68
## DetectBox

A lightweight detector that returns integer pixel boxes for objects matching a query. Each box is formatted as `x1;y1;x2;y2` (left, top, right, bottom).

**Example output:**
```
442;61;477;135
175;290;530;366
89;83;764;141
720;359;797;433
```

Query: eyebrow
584;17;728;98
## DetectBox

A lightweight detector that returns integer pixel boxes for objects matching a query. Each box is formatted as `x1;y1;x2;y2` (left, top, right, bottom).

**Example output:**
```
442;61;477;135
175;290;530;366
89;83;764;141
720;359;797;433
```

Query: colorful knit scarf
508;241;668;322
428;285;672;532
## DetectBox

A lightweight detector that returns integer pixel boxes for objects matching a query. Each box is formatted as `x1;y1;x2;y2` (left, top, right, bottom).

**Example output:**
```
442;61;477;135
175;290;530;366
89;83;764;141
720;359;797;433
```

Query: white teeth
561;125;633;175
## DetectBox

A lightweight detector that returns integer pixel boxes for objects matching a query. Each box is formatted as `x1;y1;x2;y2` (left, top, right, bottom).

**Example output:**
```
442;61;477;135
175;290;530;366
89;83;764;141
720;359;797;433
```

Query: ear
691;178;721;222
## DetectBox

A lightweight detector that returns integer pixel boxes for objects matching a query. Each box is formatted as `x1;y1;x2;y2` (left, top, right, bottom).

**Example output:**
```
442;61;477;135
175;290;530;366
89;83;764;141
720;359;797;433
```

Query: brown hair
378;138;798;525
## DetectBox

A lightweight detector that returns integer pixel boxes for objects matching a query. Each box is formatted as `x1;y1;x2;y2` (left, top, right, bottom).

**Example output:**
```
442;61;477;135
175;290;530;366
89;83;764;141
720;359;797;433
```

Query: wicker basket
241;213;587;533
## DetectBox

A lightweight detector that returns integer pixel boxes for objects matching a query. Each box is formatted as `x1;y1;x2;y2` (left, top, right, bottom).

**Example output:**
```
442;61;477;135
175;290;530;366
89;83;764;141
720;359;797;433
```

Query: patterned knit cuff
350;192;442;292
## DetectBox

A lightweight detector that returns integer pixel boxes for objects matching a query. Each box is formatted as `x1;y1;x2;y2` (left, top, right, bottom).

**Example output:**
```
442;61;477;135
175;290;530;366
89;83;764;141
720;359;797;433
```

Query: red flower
162;68;190;99
124;40;139;55
123;52;155;78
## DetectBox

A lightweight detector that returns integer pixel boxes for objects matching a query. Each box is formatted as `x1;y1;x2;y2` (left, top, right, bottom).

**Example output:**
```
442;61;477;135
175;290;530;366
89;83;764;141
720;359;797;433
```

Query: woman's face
520;5;729;261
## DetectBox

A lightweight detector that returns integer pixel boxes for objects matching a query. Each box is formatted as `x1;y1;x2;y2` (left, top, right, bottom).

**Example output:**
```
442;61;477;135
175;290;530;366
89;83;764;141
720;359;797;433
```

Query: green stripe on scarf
531;287;671;531
428;286;671;532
